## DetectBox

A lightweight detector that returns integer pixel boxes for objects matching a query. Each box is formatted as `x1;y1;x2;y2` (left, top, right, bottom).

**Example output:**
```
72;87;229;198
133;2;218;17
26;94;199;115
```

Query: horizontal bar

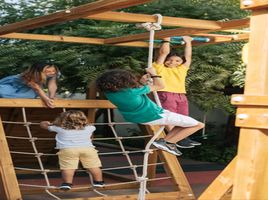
0;99;115;108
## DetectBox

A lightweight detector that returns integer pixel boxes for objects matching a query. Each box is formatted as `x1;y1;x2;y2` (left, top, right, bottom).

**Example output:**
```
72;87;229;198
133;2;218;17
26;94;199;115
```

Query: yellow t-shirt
152;62;189;93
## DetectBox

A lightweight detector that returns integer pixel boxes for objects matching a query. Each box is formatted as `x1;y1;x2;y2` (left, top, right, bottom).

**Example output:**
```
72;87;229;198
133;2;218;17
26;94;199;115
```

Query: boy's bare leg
164;123;204;143
88;167;103;181
61;169;75;183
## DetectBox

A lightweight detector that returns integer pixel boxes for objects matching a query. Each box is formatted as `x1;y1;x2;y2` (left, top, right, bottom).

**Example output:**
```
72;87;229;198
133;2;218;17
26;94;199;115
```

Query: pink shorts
158;92;189;116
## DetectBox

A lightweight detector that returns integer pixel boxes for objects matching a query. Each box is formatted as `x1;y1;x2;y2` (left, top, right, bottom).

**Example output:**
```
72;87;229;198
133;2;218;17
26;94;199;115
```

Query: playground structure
0;0;267;199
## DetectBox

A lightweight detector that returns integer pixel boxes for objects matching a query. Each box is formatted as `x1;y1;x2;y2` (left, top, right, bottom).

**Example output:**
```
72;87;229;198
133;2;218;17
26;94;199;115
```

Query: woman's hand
43;96;55;108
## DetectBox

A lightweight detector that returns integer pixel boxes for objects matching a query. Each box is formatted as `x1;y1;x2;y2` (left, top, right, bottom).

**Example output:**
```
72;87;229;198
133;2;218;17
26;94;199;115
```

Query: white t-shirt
47;125;96;149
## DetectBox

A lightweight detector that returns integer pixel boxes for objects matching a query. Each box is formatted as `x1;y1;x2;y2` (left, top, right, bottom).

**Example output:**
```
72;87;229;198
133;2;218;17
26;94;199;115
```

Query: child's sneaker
92;180;105;187
59;182;72;190
153;138;182;156
186;138;202;146
176;138;195;148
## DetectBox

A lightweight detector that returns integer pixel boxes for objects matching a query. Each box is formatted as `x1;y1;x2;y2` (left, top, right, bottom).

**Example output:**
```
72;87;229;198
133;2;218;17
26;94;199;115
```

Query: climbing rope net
3;106;171;200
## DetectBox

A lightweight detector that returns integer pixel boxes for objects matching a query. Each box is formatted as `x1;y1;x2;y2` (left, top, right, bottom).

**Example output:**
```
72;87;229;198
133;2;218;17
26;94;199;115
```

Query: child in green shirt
96;68;204;156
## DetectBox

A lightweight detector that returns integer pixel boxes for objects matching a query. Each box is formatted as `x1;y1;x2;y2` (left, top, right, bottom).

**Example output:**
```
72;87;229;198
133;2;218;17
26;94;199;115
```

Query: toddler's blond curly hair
53;110;88;130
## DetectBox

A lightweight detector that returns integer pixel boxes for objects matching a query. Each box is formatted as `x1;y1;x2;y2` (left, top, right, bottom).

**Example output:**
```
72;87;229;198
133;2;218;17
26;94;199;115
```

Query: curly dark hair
96;69;140;92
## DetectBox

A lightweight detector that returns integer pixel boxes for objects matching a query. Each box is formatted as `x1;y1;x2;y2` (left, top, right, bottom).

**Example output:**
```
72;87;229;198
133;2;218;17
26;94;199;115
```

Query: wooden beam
0;33;150;48
199;157;236;200
104;28;210;44
232;95;268;106
218;18;250;29
231;8;268;200
84;11;221;29
0;32;248;49
0;0;153;35
104;18;249;44
0;99;115;108
241;0;268;10
63;191;182;200
0;116;22;200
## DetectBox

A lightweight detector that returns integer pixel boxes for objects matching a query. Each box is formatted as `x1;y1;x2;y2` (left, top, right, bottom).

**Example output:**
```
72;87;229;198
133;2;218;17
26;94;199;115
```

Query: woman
0;62;60;108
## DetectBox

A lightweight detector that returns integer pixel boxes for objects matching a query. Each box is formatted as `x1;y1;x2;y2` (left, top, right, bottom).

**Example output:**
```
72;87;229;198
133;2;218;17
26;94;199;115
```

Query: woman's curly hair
53;110;88;130
96;69;140;92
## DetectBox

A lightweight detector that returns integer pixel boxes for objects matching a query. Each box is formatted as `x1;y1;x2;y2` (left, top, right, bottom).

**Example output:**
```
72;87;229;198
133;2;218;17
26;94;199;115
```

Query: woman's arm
47;78;58;99
155;37;171;65
27;81;55;108
182;36;193;68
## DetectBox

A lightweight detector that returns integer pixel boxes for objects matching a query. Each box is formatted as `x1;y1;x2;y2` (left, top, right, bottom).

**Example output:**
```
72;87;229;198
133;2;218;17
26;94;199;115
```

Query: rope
136;14;165;200
21;107;60;199
6;107;168;199
107;109;140;180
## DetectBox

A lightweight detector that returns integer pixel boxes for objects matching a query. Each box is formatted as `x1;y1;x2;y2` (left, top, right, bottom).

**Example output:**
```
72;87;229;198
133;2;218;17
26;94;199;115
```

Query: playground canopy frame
0;0;268;200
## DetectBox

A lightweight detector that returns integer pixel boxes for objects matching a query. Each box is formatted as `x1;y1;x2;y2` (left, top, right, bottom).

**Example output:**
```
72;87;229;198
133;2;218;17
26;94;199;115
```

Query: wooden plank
231;9;268;200
244;11;268;95
218;18;250;29
85;11;221;29
0;116;22;200
104;18;249;44
199;157;236;200
234;107;268;129
69;191;181;200
241;0;268;10
0;33;150;48
0;0;153;35
0;99;115;108
0;33;104;44
0;32;248;48
232;95;268;106
104;28;210;44
232;129;268;199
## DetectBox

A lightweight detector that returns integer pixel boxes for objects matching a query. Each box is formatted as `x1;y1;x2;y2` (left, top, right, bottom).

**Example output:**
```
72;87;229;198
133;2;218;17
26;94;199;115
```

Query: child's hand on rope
145;67;157;76
140;74;151;85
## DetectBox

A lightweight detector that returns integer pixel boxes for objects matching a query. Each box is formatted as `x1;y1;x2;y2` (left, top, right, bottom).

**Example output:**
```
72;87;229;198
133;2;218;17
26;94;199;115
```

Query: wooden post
231;3;268;199
0;116;22;200
198;157;236;200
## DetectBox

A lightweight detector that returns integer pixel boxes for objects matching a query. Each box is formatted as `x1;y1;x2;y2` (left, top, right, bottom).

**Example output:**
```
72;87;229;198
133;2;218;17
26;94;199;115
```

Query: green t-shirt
105;85;163;123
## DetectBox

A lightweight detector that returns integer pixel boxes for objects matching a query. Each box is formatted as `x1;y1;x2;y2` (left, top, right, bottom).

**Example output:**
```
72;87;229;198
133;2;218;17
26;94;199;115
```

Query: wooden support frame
0;0;153;35
0;32;249;48
0;116;22;200
200;2;268;200
0;99;193;199
2;0;268;199
85;11;222;29
103;18;249;44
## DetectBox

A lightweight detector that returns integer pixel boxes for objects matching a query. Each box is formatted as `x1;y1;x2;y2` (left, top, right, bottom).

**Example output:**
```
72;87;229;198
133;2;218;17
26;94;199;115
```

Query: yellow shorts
57;147;102;170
